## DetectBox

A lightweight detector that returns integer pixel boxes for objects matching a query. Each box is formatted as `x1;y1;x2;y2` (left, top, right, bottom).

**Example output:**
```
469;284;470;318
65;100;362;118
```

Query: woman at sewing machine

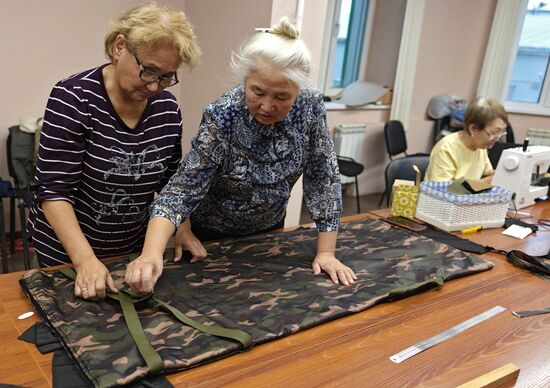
425;98;509;183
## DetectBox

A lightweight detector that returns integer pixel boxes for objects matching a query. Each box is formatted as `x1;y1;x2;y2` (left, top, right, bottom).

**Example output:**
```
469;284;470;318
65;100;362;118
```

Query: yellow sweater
425;132;493;182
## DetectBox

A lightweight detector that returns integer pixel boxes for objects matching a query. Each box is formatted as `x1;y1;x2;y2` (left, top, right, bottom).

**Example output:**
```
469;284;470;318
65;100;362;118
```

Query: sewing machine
492;145;550;209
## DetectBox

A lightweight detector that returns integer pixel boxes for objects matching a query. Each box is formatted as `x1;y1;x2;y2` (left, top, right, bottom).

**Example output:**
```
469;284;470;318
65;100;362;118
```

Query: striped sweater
28;65;183;266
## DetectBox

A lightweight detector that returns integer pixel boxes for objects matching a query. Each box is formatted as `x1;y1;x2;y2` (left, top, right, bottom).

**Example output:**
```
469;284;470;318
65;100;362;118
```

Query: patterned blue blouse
151;85;342;235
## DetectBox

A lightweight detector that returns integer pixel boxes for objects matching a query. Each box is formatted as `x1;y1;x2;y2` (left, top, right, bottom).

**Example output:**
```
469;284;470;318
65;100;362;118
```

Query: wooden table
369;200;550;257
1;203;549;387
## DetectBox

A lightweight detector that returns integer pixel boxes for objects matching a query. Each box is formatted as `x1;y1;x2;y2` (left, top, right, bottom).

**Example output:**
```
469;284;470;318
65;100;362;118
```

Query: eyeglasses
482;128;507;140
134;55;179;88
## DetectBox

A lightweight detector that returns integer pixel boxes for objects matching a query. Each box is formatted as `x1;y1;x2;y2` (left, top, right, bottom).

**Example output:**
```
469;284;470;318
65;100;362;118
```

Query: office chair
378;121;429;206
384;155;430;206
337;156;364;213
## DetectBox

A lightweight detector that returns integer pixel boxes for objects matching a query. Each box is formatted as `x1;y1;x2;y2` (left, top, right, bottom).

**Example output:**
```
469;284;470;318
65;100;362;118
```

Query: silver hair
230;17;312;88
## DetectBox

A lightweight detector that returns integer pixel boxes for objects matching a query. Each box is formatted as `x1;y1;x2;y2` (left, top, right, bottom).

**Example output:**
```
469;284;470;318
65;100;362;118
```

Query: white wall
0;1;170;178
180;0;273;152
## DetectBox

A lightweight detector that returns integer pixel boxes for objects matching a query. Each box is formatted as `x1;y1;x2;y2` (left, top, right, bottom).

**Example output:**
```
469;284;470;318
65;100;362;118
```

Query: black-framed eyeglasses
134;55;179;88
482;128;507;140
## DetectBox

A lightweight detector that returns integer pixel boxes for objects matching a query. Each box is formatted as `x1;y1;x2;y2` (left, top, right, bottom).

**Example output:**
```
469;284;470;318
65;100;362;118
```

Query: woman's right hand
41;200;118;300
124;254;164;294
124;216;177;293
74;257;118;300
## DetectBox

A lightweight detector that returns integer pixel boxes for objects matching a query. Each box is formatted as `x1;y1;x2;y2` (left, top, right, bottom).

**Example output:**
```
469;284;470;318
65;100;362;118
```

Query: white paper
502;224;532;239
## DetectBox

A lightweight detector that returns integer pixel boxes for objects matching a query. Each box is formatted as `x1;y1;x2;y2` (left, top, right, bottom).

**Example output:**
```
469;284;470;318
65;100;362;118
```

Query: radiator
334;124;366;184
526;128;550;146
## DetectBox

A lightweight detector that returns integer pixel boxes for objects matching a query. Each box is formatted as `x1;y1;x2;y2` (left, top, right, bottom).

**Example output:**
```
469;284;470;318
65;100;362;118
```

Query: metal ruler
513;307;550;318
389;305;507;364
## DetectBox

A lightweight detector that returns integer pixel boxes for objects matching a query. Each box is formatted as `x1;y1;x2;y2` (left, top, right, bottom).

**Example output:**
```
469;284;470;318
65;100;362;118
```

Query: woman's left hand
174;219;207;262
312;252;357;286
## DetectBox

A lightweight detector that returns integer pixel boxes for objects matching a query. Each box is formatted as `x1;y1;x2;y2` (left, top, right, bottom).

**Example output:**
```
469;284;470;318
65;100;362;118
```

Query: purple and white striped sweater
28;65;183;266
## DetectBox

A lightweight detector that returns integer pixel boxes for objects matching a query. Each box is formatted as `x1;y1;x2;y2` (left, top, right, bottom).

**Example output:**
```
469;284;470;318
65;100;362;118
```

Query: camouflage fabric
20;218;493;387
506;250;550;280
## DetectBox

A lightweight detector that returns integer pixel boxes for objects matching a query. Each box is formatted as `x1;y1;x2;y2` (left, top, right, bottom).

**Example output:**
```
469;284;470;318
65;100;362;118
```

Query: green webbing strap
154;298;253;348
57;268;166;373
56;266;252;367
113;292;164;373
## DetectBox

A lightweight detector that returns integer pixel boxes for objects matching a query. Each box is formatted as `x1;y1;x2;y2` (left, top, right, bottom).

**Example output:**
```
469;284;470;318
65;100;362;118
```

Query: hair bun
269;17;299;39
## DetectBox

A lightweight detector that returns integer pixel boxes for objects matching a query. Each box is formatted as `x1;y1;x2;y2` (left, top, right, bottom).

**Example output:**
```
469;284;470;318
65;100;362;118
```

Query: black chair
378;121;429;206
433;115;451;136
488;123;519;169
337;156;364;213
6;125;36;270
384;120;409;159
0;179;13;273
384;155;430;206
505;122;515;144
432;114;466;145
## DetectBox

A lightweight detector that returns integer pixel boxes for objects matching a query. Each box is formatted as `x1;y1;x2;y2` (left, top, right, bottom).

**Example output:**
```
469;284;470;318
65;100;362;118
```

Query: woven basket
415;181;513;232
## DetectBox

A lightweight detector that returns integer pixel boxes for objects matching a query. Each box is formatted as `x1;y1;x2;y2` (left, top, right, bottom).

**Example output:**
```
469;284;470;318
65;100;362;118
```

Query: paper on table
502;224;533;239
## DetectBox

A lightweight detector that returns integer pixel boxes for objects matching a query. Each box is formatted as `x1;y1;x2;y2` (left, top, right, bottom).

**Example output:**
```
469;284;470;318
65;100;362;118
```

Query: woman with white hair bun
125;17;357;292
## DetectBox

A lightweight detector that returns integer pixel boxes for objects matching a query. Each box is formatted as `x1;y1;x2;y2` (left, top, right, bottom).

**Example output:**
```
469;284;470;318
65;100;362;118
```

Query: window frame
505;5;550;115
319;0;376;97
479;0;550;116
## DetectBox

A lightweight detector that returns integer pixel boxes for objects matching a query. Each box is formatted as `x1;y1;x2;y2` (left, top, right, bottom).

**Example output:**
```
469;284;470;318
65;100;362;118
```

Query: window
505;1;550;114
321;0;373;96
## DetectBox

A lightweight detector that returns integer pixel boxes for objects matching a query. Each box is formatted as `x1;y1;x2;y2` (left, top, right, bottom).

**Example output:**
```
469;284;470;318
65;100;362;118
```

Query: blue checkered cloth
420;181;513;205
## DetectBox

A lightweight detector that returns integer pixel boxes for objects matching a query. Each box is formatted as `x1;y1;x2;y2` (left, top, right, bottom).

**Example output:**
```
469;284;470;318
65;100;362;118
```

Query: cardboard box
390;165;421;218
379;90;393;105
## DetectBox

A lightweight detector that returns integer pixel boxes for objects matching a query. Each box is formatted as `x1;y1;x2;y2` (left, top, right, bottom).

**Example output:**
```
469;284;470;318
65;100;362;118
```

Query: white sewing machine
492;145;550;209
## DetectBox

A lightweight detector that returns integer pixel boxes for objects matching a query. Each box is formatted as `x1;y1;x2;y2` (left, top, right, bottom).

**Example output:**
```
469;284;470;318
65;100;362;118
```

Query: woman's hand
124;216;176;293
312;252;357;286
174;219;207;262
313;231;356;285
41;200;118;299
124;254;164;294
74;257;118;300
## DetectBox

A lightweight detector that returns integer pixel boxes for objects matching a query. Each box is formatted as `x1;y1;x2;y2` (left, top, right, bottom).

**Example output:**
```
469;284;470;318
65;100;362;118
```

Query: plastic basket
415;181;513;232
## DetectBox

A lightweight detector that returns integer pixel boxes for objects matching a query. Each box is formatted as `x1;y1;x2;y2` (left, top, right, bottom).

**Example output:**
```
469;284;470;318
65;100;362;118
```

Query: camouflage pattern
20;217;493;387
506;250;550;280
